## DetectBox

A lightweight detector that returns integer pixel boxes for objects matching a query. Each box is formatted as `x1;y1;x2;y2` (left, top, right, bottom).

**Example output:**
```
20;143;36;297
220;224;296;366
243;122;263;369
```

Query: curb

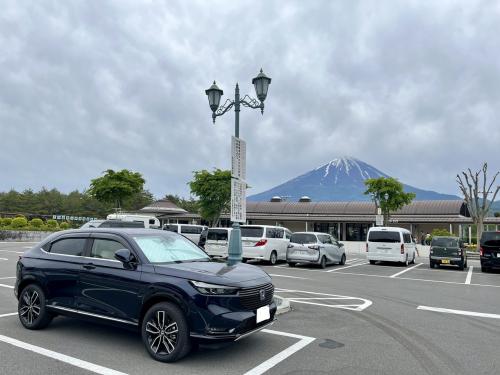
274;294;291;315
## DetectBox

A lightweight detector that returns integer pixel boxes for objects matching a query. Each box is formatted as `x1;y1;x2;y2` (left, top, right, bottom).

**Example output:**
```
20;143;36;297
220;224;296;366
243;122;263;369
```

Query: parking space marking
0;257;8;261
326;260;368;272
417;305;500;319
0;250;24;254
345;258;358;264
0;283;14;289
0;312;17;318
276;288;372;311
389;263;422;278
0;334;128;375
0;277;15;280
269;274;309;280
465;266;473;284
244;329;315;375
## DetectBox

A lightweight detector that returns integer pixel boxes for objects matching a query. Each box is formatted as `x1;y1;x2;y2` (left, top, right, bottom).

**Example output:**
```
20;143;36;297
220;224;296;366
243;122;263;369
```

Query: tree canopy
88;169;146;209
189;169;231;226
364;177;416;225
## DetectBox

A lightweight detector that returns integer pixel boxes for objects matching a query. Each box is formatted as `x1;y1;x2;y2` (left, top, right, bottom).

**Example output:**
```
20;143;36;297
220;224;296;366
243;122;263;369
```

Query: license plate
296;251;308;256
441;259;450;264
256;305;270;323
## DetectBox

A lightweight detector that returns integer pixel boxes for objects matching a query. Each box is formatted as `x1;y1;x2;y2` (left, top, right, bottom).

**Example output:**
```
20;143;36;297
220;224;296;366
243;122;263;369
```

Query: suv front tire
18;284;53;330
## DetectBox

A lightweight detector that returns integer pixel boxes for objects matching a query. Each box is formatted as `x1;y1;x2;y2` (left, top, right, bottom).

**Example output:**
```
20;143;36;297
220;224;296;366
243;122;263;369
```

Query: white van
163;224;208;243
106;214;160;229
366;226;417;266
241;225;292;265
204;228;233;258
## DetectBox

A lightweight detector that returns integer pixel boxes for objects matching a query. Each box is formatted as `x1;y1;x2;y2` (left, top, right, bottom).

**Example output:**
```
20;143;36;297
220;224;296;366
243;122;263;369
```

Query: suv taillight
308;245;320;250
429;247;433;255
401;244;405;254
480;247;484;256
254;239;268;247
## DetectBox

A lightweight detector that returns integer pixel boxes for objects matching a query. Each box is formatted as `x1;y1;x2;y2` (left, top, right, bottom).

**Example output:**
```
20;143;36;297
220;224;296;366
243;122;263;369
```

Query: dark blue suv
15;229;276;362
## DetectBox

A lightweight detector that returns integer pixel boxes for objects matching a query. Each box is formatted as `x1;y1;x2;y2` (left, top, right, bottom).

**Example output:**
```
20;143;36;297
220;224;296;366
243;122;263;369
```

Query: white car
240;225;292;265
204;228;232;258
366;226;417;266
106;214;160;229
163;224;208;243
286;232;346;268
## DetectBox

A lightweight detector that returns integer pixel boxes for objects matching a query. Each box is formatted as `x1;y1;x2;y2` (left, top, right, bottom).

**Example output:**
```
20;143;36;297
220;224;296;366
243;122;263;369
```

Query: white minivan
204;228;232;258
106;214;160;229
241;225;292;265
366;226;417;266
163;224;208;243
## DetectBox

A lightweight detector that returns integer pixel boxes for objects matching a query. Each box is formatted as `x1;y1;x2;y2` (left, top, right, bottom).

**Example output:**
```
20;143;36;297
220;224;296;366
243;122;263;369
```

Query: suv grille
239;283;274;310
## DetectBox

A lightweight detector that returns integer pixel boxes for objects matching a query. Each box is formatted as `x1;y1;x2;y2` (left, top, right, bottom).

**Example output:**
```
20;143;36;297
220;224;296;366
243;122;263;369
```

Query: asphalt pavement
1;242;500;374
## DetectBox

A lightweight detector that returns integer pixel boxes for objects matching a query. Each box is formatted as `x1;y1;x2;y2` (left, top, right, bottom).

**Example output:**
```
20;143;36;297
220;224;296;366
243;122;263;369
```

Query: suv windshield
133;233;209;263
481;232;500;247
290;233;317;244
431;237;458;247
241;227;264;238
368;231;401;243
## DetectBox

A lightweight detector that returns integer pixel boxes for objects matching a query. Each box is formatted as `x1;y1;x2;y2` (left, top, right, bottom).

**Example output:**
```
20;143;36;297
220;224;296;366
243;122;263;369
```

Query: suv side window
50;238;87;256
318;235;332;244
266;228;277;238
285;230;292;240
91;239;124;260
403;233;412;244
275;228;284;239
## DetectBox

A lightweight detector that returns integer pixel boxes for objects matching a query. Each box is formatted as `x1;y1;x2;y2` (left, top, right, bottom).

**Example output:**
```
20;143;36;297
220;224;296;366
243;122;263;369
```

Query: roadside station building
141;199;500;243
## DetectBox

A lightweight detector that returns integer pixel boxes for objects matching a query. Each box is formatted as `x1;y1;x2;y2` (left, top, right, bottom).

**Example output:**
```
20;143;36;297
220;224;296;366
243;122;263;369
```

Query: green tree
164;194;199;213
494;212;500;218
189;169;231;226
87;169;145;209
364;177;416;226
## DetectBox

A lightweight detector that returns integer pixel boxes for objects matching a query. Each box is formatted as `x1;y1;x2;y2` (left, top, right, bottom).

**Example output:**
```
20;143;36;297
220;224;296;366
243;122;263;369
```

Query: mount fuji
248;157;459;202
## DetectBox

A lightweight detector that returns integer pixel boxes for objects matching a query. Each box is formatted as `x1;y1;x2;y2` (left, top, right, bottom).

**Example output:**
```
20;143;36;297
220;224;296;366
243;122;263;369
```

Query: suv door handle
83;263;96;270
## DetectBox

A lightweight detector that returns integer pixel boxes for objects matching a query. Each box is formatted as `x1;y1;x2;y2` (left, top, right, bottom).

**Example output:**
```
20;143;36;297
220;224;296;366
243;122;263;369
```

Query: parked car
204;228;233;258
80;220;145;229
429;236;467;270
286;232;346;268
106;214;160;229
366;227;417;266
15;228;276;363
240;225;292;265
480;231;500;272
162;224;208;243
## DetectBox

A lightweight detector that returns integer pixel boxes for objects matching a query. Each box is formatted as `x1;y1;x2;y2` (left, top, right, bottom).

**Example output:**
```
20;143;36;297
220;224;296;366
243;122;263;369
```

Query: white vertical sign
231;136;247;223
231;136;246;180
231;179;246;223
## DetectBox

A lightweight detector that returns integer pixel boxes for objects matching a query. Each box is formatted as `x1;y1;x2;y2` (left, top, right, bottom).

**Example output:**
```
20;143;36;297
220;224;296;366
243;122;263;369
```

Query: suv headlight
190;281;238;295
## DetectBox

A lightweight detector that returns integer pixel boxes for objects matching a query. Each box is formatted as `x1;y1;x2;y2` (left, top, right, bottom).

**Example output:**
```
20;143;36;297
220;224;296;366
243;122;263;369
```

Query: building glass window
346;223;370;241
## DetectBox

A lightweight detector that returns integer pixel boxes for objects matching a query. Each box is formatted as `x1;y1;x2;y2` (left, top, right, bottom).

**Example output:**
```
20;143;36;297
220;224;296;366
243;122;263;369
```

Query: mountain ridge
248;157;460;202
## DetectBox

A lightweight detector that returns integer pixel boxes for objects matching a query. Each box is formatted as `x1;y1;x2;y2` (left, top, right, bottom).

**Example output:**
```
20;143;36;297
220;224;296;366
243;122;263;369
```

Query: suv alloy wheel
18;284;52;330
141;302;191;362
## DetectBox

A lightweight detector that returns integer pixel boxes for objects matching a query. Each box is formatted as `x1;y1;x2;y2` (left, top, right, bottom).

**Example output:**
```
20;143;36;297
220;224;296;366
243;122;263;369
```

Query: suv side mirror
338;242;344;247
114;248;136;264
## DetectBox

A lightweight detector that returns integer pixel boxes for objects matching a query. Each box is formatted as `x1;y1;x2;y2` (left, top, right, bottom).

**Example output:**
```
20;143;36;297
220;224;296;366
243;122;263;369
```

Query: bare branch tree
457;162;500;250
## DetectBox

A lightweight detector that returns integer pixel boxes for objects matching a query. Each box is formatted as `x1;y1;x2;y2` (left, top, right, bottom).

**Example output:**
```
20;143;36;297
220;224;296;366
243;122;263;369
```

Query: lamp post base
227;222;242;266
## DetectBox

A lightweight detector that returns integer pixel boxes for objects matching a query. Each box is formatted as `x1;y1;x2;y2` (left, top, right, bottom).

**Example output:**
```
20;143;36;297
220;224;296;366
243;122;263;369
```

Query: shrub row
0;216;71;232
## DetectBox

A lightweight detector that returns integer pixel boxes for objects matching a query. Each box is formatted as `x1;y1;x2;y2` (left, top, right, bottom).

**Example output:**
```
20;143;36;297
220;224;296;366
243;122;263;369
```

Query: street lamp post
205;69;271;266
383;192;389;226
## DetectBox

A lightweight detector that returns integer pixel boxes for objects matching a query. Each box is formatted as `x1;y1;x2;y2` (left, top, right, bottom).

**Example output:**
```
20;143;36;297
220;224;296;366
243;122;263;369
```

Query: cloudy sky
1;0;499;200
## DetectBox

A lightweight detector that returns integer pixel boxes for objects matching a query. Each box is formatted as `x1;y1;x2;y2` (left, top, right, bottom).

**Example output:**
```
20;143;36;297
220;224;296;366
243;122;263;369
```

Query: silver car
286;232;346;268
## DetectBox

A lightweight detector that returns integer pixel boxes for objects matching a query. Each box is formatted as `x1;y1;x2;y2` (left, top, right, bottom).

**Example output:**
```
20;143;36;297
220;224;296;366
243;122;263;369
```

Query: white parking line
276;288;372;311
0;258;8;261
0;284;14;289
417;305;500;319
345;258;358;264
269;274;309;280
389;263;422;278
326;260;368;272
0;312;17;318
0;277;15;280
244;329;315;375
0;334;128;375
0;250;24;254
465;266;473;284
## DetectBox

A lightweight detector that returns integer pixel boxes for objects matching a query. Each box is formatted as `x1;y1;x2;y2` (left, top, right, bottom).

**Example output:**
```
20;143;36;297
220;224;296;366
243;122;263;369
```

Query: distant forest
0;188;155;219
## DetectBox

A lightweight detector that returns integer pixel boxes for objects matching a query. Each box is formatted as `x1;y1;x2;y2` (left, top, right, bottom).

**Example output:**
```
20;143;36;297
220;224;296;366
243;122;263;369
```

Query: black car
15;229;276;362
429;236;467;270
480;231;500;272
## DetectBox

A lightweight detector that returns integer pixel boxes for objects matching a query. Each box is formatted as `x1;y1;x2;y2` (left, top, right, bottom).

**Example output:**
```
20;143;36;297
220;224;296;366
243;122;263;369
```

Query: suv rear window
481;232;500;247
207;229;228;241
50;238;87;256
368;231;401;243
181;226;203;234
290;233;317;244
241;227;264;238
431;238;458;247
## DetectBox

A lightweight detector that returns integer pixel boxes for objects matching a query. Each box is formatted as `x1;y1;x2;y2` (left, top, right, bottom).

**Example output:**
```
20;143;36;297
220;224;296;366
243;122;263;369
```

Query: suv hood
153;261;271;287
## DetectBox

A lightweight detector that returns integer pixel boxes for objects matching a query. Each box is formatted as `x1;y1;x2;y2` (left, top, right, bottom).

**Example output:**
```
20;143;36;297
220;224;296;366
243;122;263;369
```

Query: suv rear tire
18;284;53;330
141;302;191;363
339;254;346;265
269;251;278;265
320;256;327;269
